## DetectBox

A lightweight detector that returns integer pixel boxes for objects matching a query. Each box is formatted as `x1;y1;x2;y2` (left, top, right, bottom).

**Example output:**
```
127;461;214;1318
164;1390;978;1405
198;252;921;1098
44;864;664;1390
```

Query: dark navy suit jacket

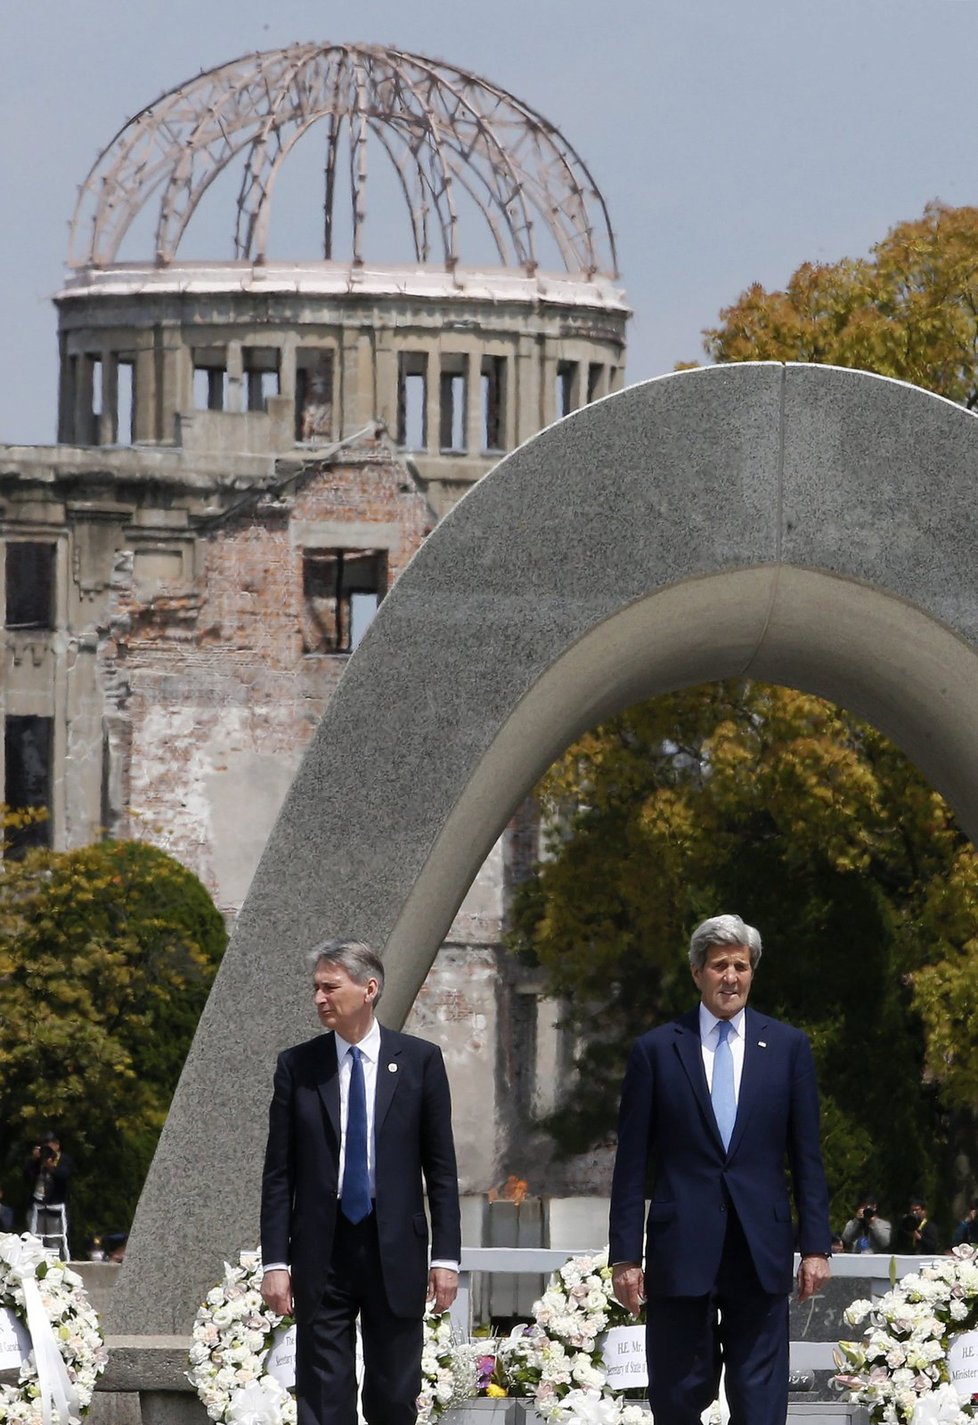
608;1005;831;1297
260;1025;461;1322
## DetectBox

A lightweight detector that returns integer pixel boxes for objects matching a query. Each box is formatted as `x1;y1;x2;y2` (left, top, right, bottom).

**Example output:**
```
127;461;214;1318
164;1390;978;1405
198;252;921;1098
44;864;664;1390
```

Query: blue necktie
712;1020;736;1151
341;1046;372;1223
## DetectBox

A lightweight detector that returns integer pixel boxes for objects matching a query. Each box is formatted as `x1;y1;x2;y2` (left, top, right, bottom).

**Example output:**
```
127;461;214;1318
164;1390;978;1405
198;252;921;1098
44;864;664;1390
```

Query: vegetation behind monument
697;200;978;407
512;203;978;1227
0;828;227;1244
511;685;978;1227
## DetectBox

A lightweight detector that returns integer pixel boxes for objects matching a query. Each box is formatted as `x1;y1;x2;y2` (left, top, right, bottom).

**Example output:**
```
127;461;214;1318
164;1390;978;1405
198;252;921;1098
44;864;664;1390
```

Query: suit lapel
672;1009;722;1148
316;1033;341;1143
375;1027;403;1134
727;1006;767;1160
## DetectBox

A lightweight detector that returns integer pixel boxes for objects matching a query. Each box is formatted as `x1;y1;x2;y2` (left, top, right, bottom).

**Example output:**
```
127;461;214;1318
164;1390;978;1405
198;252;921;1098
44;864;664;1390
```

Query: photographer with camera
24;1130;72;1259
840;1194;892;1253
895;1195;938;1255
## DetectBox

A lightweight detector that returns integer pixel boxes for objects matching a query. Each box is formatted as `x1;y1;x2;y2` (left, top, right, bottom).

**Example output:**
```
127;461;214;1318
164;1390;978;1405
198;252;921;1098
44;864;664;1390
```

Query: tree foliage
699;201;978;408
510;682;978;1226
0;825;227;1245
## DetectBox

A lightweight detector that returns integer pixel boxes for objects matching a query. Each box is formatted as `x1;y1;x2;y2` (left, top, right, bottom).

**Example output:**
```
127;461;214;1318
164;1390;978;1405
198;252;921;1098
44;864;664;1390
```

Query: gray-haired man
260;938;461;1425
609;914;832;1425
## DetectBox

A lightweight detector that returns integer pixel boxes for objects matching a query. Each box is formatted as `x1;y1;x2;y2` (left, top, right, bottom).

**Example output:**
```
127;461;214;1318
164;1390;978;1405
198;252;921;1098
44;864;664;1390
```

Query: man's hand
261;1268;294;1317
796;1254;830;1302
426;1267;459;1314
611;1262;645;1316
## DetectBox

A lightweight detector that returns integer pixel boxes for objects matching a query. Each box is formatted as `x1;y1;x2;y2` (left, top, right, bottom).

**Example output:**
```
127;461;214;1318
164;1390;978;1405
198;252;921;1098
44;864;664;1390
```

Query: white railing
454;1249;938;1372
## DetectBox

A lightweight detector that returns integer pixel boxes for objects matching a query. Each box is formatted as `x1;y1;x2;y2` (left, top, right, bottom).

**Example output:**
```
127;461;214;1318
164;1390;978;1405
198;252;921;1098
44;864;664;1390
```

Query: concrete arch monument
110;361;978;1334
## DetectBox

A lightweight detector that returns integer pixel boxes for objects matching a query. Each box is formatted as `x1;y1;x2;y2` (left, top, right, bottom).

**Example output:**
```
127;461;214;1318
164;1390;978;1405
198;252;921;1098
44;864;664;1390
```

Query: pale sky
3;0;977;445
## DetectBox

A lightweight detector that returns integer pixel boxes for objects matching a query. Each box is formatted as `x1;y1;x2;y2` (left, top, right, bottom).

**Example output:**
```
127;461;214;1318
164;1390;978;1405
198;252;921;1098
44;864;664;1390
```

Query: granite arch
110;361;978;1332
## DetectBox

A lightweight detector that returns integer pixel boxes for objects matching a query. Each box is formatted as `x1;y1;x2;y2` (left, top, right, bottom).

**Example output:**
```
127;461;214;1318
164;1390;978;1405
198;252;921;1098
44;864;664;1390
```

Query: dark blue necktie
341;1046;371;1223
712;1019;736;1151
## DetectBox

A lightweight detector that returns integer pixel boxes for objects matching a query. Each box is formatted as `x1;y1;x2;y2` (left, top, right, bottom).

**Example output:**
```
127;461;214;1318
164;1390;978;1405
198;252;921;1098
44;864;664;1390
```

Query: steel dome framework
68;42;618;278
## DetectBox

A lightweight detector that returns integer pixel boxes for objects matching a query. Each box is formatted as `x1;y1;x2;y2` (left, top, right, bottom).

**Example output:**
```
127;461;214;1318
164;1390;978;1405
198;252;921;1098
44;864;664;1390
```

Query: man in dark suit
261;938;461;1425
609;914;831;1425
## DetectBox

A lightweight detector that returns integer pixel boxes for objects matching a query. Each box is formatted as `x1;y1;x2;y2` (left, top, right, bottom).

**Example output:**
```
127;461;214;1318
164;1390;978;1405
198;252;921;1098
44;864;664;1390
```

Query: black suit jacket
609;1005;831;1296
260;1025;461;1321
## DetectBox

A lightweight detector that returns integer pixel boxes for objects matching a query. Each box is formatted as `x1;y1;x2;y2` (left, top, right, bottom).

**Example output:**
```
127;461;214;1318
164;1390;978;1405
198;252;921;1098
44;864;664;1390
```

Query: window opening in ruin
301;549;386;654
397;353;427;450
295;349;335;442
244;348;281;413
587;363;603;404
439;361;466;452
91;358;104;418
116;359;135;443
481;355;506;451
193;353;229;411
4;715;53;853
5;542;56;629
556;361;577;418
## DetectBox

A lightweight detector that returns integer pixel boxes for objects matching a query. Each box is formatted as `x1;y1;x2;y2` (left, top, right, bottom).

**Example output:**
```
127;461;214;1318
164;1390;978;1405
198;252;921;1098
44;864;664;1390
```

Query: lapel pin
388;1063;398;1073
758;1041;767;1048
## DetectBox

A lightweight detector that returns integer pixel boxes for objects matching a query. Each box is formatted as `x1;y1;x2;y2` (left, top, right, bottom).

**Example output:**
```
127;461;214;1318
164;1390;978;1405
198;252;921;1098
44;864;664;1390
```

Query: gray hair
688;914;762;971
307;937;385;1006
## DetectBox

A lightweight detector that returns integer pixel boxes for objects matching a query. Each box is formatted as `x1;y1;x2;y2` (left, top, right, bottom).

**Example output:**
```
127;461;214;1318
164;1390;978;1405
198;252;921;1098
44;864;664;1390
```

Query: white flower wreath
188;1253;479;1425
0;1230;107;1425
835;1243;978;1424
494;1248;647;1425
496;1247;724;1425
188;1253;296;1425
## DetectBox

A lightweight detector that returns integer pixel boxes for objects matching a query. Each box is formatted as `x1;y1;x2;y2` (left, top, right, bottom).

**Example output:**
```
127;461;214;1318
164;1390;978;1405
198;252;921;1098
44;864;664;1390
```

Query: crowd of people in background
832;1193;978;1255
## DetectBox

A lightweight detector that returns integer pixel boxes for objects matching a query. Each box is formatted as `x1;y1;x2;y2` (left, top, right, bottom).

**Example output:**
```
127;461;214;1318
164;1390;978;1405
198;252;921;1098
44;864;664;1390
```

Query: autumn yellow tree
701;201;978;408
510;681;978;1225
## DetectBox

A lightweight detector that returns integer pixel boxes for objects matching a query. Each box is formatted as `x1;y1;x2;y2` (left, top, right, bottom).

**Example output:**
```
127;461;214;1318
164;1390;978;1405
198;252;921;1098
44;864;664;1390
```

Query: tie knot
717;1020;731;1043
349;1045;362;1063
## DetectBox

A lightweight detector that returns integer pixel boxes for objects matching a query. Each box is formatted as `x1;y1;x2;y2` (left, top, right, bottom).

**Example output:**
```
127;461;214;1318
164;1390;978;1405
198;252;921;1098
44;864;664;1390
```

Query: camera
861;1206;876;1221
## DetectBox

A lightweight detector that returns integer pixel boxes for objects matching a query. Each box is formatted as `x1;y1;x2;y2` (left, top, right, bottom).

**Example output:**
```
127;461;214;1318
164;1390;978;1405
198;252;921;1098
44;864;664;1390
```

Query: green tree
699;201;978;408
0;826;226;1246
510;682;978;1228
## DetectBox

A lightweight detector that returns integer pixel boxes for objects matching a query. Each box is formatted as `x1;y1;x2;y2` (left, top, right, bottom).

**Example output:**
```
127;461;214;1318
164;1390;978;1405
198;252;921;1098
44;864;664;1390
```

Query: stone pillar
339;328;361;437
134;346;157;444
226;342;243;414
424;347;439;454
99;351;117;446
375;333;398;439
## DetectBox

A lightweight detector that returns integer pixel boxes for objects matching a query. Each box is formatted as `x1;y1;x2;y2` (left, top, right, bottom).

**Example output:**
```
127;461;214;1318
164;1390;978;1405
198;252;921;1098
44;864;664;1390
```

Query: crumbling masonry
0;43;629;1195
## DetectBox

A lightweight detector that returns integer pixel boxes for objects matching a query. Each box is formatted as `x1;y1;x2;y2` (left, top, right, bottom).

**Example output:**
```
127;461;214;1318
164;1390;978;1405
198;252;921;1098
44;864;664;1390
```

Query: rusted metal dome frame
68;42;618;278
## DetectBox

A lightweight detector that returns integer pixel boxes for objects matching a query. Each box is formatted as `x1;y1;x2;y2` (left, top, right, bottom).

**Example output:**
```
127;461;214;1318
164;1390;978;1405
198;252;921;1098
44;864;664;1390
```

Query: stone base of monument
90;1342;871;1425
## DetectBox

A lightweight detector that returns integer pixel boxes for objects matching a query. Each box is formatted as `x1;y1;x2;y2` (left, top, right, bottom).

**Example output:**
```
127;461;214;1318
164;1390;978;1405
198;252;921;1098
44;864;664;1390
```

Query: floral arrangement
417;1309;481;1422
189;1252;480;1425
494;1248;648;1425
0;1230;107;1425
188;1252;296;1425
834;1243;978;1423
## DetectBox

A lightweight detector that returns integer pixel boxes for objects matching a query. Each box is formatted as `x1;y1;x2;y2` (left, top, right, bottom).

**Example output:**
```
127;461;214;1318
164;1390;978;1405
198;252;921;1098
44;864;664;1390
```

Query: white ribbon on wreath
0;1234;82;1425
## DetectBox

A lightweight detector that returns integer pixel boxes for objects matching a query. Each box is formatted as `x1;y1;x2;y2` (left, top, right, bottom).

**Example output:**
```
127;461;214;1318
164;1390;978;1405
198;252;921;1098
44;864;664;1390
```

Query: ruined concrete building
0;43;629;1192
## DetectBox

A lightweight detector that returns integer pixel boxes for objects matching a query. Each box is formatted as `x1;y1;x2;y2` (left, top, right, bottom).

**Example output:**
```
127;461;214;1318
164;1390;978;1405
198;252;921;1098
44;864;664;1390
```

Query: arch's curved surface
110;362;978;1331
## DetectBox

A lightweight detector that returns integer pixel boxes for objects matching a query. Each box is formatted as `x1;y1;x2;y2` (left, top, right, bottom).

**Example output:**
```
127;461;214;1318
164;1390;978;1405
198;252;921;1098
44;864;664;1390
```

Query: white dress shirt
698;1003;746;1100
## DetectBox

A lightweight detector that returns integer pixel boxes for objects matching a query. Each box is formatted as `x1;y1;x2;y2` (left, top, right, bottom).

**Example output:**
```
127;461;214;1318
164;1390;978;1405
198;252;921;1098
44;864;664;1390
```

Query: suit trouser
296;1212;423;1425
645;1208;790;1425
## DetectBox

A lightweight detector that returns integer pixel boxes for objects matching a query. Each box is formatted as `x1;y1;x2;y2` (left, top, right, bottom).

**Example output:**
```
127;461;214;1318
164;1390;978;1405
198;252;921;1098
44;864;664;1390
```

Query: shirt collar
335;1018;382;1064
699;1003;746;1042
